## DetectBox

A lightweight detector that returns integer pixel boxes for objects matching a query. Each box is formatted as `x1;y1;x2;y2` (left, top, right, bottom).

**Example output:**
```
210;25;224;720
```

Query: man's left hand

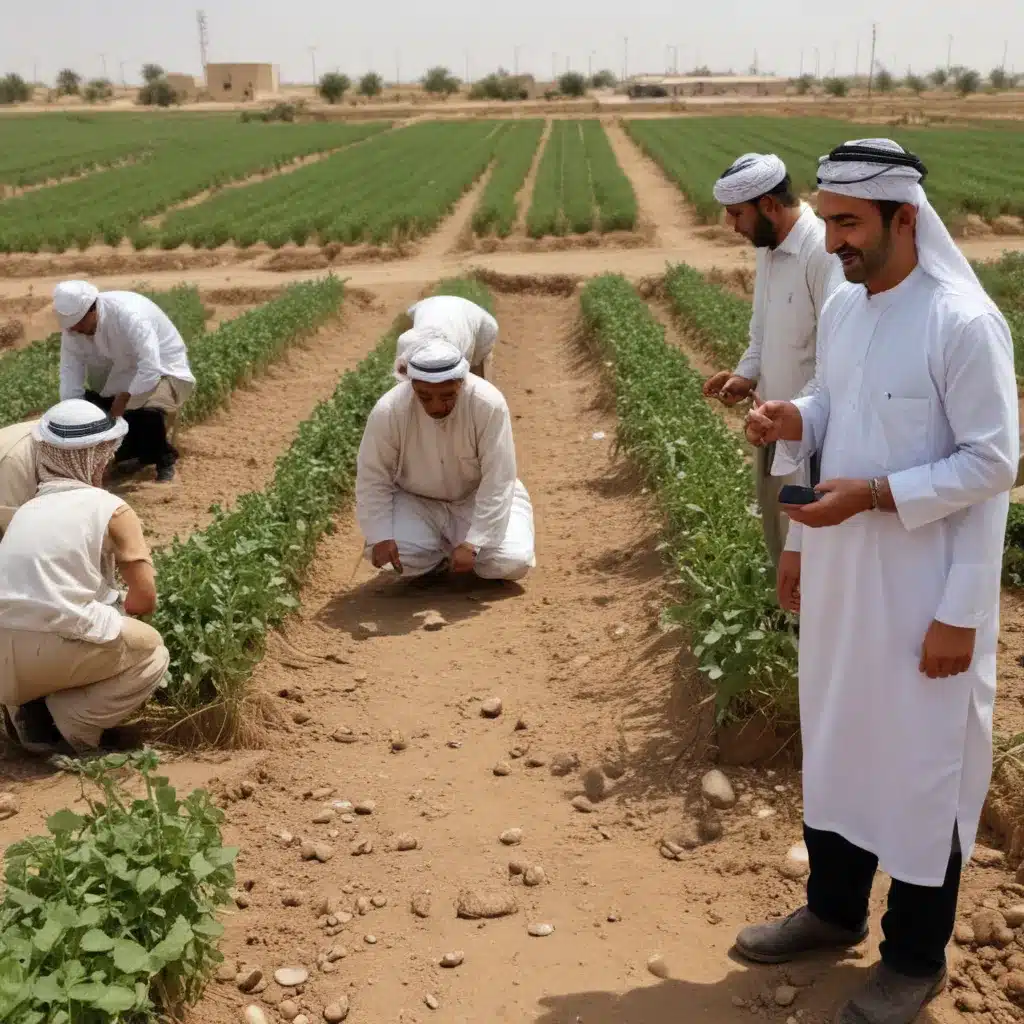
451;543;477;574
783;478;872;528
920;620;976;678
109;393;131;419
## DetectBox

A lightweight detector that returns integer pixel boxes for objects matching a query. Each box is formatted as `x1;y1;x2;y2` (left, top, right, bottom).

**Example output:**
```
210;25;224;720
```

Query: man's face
725;199;778;249
412;379;463;419
71;306;99;336
818;192;911;284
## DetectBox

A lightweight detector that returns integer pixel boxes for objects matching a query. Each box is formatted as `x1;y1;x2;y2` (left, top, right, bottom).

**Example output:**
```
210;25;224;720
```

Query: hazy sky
3;0;1020;87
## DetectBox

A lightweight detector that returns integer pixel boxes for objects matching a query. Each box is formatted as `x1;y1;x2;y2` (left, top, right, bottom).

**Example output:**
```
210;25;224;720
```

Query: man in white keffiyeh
739;138;1018;1024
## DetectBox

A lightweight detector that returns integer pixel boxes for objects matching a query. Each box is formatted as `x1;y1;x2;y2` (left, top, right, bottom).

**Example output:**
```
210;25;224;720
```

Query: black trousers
804;823;962;977
84;391;176;469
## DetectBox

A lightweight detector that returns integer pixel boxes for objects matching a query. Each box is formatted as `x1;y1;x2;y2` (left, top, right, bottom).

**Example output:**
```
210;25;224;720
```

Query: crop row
155;122;505;249
625;117;1024;226
471;120;545;237
525;121;636;238
581;273;796;723
0;121;387;252
152;277;493;742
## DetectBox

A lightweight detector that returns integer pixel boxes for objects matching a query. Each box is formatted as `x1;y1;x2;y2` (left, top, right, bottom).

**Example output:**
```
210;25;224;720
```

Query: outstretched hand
744;399;803;447
782;479;872;528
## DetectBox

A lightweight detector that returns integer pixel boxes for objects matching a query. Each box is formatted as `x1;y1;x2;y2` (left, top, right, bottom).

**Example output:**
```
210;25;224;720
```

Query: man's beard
752;210;779;249
836;227;892;284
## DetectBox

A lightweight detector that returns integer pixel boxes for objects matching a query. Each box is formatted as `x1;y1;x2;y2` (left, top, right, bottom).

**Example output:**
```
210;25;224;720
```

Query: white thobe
774;267;1018;885
397;296;499;371
59;291;196;402
356;375;535;580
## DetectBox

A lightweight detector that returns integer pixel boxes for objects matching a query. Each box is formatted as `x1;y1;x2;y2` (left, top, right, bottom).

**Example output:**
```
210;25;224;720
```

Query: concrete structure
205;63;279;102
165;74;198;101
628;74;788;98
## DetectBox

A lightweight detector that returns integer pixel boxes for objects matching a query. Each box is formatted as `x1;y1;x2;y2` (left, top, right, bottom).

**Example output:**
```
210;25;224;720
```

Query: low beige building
629;74;788;98
165;74;198;101
205;63;279;102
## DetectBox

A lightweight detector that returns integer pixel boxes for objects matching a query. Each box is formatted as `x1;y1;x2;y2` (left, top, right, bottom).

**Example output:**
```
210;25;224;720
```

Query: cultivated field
2;110;1024;1024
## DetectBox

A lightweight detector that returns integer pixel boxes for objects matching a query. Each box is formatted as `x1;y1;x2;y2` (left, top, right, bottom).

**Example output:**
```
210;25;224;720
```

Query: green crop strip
581;274;797;724
472;120;544;238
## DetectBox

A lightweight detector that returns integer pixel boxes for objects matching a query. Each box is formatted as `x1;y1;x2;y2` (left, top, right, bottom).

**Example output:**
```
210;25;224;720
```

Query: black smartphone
778;484;819;505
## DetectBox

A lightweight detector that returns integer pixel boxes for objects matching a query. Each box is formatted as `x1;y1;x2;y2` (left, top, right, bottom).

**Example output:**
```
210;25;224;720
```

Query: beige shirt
0;420;38;512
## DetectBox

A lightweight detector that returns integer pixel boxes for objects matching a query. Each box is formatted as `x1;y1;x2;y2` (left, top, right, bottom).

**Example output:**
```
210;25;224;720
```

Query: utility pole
855;39;860;78
753;49;759;74
32;61;38;85
623;36;629;82
831;42;837;77
867;22;877;97
552;52;557;81
947;35;953;72
120;60;127;87
1002;40;1009;74
99;53;107;78
814;46;820;79
799;48;804;77
514;45;521;76
196;10;209;76
395;51;400;86
465;51;470;84
589;52;594;79
308;46;317;84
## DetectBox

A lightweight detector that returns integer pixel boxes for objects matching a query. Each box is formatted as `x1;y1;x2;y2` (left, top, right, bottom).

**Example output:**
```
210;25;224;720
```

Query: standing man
395;294;499;380
357;339;535;581
741;139;1018;1024
702;153;842;568
54;281;195;483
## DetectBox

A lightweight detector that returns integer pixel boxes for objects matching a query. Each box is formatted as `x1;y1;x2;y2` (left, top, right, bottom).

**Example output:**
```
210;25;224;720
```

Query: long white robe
774;267;1018;885
356;375;535;579
397;296;499;371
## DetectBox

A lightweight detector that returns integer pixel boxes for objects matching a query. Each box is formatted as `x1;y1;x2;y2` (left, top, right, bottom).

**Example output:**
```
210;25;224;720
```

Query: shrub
956;68;982;96
822;76;848;97
904;73;927;95
794;74;815;95
83;78;114;104
590;69;617;89
56;68;81;96
930;67;949;87
318;72;351;104
423;66;460;96
0;74;31;105
469;72;527;101
558;71;587;97
138;78;178;107
141;64;165;84
358;72;383;98
874;67;894;93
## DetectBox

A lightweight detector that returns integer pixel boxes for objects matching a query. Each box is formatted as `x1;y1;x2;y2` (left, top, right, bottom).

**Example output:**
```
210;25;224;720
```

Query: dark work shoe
155;462;176;483
834;963;947;1023
735;906;868;964
3;700;72;756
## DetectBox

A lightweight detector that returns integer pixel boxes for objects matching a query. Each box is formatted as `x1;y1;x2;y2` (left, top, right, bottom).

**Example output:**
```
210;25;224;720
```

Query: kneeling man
356;340;535;580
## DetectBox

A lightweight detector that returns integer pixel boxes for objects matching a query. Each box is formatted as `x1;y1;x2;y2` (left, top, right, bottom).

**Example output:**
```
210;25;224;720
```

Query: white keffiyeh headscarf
404;340;469;384
394;325;454;381
713;153;787;205
816;137;998;312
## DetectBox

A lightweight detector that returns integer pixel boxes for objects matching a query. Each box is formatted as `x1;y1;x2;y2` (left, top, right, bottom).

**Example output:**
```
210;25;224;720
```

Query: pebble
647;955;670;979
549;753;579;776
301;842;335;863
236;967;263;992
235;892;251;909
1005;971;1024;995
278;1000;300;1021
356;896;371;915
323;998;350;1022
701;769;737;810
780;843;810;880
528;922;554;937
351;838;373;856
421;610;447;631
500;828;524;846
355;800;376;815
313;809;335;824
603;761;626;781
279;831;295;846
425;993;440;1010
411;892;432;918
240;780;257;798
524;865;547;887
364;934;377;945
509;745;526;759
515;717;529;731
244;1007;269;1024
395;833;419;851
525;755;548;768
774;985;798;1007
325;946;348;963
1005;904;1024;928
456;888;519;919
480;697;504;719
698;813;724;842
571;795;596;813
216;962;238;982
607;910;621;923
274;967;309;988
332;800;354;814
440;951;465;968
493;761;512;777
582;768;607;803
312;787;335;801
371;894;388;908
390;732;408;752
293;711;311;725
294;1017;310;1024
282;891;303;907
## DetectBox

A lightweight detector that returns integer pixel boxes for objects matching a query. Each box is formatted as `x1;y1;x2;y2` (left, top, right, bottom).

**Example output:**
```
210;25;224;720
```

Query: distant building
628;74;787;98
205;63;279;102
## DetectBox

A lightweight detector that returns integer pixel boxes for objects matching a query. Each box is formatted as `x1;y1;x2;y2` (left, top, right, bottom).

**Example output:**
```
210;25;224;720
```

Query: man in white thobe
395;294;499;380
702;153;843;567
54;280;196;483
740;139;1018;1024
356;339;535;581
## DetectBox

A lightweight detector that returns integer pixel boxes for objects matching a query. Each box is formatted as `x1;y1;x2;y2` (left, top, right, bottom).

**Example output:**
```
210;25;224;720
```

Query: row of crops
526;120;637;237
625;116;1024;226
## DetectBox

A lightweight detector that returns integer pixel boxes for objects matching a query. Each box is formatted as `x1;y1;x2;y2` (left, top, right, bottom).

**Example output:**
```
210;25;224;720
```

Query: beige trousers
127;378;190;443
755;444;802;567
0;618;168;750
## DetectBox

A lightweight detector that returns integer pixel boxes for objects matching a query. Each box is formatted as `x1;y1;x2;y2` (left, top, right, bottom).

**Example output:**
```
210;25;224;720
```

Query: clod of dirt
395;833;419;851
582;767;608;803
421;610;447;631
301;842;334;863
332;727;359;744
425;993;440;1010
293;711;311;725
1006;905;1024;928
351;837;374;857
440;951;465;968
774;985;798;1007
313;809;335;824
456;888;519;919
698;812;724;842
0;793;20;819
216;962;237;982
240;780;257;798
356;896;371;915
660;840;684;861
701;769;737;809
550;752;579;776
323;997;350;1022
355;799;376;815
524;865;547;887
282;890;304;907
508;860;528;876
1005;972;1024;996
244;1007;269;1024
780;843;810;880
571;795;596;813
954;922;976;945
954;990;986;1012
390;731;408;752
500;828;524;845
325;946;348;963
480;697;503;718
236;967;263;992
235;892;251;909
515;717;529;731
312;787;335;801
647;955;670;979
972;846;1006;868
371;894;388;908
279;1001;300;1022
973;909;1013;946
526;755;548;768
528;922;554;937
509;745;526;759
603;761;626;781
411;892;432;918
274;967;309;988
493;761;512;777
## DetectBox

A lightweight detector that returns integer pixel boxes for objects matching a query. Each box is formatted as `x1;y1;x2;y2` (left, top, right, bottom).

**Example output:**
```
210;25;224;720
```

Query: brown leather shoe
834;963;947;1023
736;906;868;964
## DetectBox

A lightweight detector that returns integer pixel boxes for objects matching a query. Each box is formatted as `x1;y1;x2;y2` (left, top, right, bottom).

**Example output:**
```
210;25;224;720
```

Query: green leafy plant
0;749;236;1024
318;72;351;104
55;69;81;97
472;120;544;237
663;263;751;367
558;71;587;98
422;66;460;96
358;72;383;98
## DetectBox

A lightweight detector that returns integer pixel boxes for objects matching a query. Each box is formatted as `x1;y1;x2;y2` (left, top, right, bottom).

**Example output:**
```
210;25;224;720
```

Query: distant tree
822;76;848;97
422;66;460;96
794;73;815;95
558;71;587;97
469;72;527;101
141;64;165;85
358;72;383;98
691;65;712;77
83;78;114;103
318;72;351;104
930;67;949;87
990;67;1011;90
56;68;81;96
874;67;895;93
0;73;31;105
138;70;178;107
955;68;982;96
904;73;927;96
590;69;617;89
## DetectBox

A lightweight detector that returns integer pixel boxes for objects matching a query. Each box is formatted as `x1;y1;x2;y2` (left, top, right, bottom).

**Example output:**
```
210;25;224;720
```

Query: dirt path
418;166;494;259
512;119;552;237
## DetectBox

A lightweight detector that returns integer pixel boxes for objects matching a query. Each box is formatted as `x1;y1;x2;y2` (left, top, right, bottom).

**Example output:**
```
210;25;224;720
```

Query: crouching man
0;400;169;756
356;340;536;581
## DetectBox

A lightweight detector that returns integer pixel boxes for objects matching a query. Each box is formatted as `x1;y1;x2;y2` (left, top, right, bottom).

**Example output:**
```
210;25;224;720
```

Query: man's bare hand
776;550;801;613
371;539;403;573
451;543;477;574
783;479;872;529
745;400;803;447
703;372;756;406
920;620;976;679
109;392;131;419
